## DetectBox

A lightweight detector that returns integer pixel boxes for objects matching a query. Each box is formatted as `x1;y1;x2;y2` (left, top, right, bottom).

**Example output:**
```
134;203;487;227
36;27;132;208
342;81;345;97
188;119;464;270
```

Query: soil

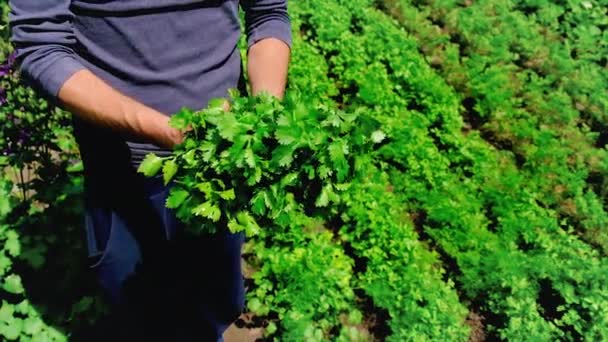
465;311;486;342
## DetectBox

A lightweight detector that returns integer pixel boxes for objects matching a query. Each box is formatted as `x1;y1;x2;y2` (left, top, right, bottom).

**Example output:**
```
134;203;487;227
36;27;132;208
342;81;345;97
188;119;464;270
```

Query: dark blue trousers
83;171;245;341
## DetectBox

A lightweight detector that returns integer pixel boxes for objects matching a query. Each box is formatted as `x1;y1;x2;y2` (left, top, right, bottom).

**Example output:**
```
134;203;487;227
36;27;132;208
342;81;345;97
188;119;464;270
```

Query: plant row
375;0;608;253
290;0;608;338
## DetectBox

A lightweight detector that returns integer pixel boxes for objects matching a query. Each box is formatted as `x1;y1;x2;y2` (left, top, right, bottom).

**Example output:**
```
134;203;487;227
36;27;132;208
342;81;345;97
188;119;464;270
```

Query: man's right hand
58;69;183;149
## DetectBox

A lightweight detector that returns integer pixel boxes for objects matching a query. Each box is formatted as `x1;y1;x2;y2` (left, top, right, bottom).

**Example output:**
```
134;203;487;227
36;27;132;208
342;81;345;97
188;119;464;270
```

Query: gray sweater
9;0;291;169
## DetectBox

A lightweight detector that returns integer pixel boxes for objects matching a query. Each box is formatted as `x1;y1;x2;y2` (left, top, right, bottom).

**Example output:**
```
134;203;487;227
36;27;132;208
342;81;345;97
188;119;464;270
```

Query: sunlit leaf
137;154;164;177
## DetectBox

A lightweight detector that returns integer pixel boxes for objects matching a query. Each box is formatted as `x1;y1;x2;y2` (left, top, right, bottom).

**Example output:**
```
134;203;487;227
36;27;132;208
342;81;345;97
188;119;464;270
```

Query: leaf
244;148;256;168
0;301;14;322
191;201;221;222
248;298;262;313
191;201;212;216
328;139;349;161
280;173;299;187
250;191;268;216
266;321;278;335
166;189;189;209
246;167;263;186
162;159;178;185
318;165;333;179
45;326;67;342
23;317;43;335
3;274;24;294
228;88;241;100
215;113;240;141
275;126;298;145
14;300;35;317
5;233;20;257
237;212;261;236
228;135;250;167
322;111;343;128
137;154;164;177
199;141;217;163
209;206;221;222
211;178;226;190
208;97;228;110
276;114;291;127
169;107;195;130
219;189;236;200
348;310;363;325
19;246;46;269
271;145;295;167
0;254;10;276
315;185;331;207
0;196;10;219
0;181;13;218
329;140;350;181
371;130;386;143
175;199;193;223
70;296;94;314
66;161;84;173
195;182;213;196
0;317;22;340
182;150;196;166
255;99;276;117
227;218;244;234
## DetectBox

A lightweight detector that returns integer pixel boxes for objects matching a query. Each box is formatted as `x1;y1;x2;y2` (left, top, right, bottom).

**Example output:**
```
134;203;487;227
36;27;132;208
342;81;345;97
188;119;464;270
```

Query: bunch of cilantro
138;91;385;235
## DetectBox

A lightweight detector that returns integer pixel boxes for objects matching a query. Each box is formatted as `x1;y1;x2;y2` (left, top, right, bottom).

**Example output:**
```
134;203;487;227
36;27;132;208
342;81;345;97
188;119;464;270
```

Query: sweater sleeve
9;0;86;100
240;0;292;49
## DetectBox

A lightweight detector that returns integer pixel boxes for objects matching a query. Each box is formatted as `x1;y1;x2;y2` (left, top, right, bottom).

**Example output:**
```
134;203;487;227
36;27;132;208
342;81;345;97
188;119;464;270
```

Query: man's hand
158;117;185;149
247;38;290;99
58;69;183;149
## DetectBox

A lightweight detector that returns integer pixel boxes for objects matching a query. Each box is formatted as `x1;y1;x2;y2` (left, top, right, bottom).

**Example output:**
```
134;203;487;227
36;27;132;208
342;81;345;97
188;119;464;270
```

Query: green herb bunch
138;91;384;235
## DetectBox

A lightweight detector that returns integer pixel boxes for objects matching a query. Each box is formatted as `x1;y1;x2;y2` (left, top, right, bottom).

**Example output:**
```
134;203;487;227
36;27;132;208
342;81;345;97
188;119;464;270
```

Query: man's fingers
167;99;229;148
222;99;231;112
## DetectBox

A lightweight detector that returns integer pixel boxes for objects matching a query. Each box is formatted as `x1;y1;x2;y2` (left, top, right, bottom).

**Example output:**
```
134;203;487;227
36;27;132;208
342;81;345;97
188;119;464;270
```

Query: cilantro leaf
191;201;221;222
138;154;164;177
219;189;236;200
166;189;189;209
162;159;178;185
3;274;24;294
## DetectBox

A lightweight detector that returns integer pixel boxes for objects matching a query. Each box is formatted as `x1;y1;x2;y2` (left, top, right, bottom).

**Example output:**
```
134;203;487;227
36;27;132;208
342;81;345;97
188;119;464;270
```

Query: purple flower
0;65;9;78
19;130;31;140
8;52;16;66
0;87;6;105
0;52;16;78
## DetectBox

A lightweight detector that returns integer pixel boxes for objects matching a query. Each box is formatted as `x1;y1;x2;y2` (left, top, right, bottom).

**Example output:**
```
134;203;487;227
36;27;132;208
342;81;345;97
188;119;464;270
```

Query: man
9;0;291;340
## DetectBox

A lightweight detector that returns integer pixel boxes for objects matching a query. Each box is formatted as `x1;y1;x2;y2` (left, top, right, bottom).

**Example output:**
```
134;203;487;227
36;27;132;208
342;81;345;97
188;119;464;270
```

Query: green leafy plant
138;91;383;235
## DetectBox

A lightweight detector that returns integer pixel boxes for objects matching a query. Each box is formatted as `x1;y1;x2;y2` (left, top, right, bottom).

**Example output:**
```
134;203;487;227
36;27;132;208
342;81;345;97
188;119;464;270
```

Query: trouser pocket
84;206;113;267
85;205;146;304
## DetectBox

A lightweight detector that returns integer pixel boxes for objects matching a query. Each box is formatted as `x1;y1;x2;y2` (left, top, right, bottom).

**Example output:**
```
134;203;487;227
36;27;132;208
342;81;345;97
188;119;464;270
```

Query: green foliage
291;0;608;339
139;91;383;235
246;214;359;341
340;168;470;341
0;10;102;338
0;299;67;341
2;0;608;340
374;0;608;253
